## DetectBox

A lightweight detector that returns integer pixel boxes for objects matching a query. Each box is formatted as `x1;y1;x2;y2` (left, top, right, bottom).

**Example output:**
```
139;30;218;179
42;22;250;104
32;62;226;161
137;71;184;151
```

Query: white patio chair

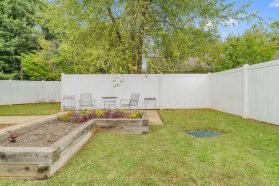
79;93;95;109
62;95;76;110
120;93;140;109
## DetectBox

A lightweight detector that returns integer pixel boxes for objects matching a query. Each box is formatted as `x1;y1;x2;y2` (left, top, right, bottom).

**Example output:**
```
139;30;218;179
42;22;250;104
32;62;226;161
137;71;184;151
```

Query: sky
220;0;279;38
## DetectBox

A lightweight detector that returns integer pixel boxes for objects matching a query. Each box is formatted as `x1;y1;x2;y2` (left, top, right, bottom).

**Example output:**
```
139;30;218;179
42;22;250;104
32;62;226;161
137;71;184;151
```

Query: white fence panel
113;75;160;109
247;60;279;125
0;80;61;105
62;75;114;109
12;81;42;104
44;81;61;102
161;75;208;108
62;74;209;109
209;59;279;126
0;80;10;105
209;68;243;116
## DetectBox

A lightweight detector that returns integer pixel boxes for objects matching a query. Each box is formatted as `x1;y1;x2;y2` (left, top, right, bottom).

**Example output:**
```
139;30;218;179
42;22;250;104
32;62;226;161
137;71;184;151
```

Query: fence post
61;73;65;111
41;80;45;102
242;64;249;118
9;79;13;105
208;72;211;108
159;74;163;110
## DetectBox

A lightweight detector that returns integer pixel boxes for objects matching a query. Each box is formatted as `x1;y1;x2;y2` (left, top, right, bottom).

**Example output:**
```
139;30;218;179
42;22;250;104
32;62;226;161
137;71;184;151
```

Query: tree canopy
0;0;46;78
0;0;278;80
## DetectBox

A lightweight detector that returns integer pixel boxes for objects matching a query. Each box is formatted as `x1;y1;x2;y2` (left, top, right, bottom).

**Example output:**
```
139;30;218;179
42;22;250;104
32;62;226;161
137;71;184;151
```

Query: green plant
7;132;17;143
128;111;142;119
57;112;74;122
95;109;105;118
0;73;13;80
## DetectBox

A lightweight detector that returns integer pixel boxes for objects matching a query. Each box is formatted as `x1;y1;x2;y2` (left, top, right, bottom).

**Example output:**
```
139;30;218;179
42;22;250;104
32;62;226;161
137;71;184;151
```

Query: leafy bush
71;111;90;123
95;109;105;118
57;112;74;122
128;111;142;119
0;73;14;80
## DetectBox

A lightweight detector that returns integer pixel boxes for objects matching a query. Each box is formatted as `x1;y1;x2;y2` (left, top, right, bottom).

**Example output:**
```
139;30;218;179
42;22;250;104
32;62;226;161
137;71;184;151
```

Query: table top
102;96;118;99
144;97;156;100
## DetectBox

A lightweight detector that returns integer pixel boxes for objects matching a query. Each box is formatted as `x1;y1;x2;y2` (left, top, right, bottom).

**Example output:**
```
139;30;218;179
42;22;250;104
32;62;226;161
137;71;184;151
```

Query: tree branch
107;7;122;43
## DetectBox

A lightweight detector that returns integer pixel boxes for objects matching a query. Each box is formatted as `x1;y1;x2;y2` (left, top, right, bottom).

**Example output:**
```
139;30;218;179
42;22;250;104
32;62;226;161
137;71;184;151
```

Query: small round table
102;96;118;109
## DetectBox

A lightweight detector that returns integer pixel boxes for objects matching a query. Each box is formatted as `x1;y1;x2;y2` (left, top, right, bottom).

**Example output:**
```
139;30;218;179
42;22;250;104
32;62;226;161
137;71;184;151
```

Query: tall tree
0;0;44;78
37;0;252;75
270;20;279;49
213;27;278;71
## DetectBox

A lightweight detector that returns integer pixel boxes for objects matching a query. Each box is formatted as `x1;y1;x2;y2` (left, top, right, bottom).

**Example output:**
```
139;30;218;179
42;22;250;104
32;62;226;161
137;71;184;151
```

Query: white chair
62;95;76;110
120;93;140;109
79;93;95;109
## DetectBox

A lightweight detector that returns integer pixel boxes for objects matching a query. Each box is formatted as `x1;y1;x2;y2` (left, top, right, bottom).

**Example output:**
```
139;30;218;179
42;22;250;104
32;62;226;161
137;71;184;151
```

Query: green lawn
0;109;278;185
0;103;60;116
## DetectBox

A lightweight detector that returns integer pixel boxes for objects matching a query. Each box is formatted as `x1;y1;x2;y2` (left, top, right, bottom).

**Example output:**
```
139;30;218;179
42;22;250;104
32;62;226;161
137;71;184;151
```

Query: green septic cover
187;130;221;138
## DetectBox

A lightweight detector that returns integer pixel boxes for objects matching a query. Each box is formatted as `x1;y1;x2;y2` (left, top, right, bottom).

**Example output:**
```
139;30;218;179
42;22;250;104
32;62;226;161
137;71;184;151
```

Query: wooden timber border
0;114;148;179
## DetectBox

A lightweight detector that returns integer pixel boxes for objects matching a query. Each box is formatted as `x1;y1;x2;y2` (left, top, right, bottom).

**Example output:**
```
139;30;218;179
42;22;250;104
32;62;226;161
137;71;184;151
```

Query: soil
0;121;80;147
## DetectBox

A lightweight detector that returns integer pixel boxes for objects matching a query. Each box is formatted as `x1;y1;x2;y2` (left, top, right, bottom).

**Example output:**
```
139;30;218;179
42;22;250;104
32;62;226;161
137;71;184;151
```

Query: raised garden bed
0;110;148;179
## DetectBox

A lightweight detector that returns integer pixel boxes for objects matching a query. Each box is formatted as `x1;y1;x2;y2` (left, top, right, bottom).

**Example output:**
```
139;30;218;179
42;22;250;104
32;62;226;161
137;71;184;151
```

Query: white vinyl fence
0;80;61;105
62;59;279;126
209;67;244;116
61;74;209;109
246;61;279;125
0;59;278;126
209;59;279;125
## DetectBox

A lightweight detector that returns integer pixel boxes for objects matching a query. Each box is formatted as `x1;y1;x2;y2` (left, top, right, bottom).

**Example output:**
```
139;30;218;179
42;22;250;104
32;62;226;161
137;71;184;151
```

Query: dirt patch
0;121;81;147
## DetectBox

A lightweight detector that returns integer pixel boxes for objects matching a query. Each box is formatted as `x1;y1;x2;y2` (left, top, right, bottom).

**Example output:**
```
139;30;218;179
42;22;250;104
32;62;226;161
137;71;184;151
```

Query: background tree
214;26;278;71
0;0;46;79
28;0;252;77
4;0;278;80
270;20;279;49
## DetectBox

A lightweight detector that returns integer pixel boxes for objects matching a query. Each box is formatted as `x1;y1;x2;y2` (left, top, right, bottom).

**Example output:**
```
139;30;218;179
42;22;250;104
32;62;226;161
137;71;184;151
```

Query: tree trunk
135;0;151;73
107;7;122;43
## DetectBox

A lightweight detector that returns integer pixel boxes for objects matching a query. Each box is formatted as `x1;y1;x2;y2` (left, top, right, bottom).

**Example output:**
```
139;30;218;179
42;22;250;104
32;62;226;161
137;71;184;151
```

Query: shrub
57;112;74;122
0;73;14;80
128;111;142;119
70;112;89;123
95;109;105;118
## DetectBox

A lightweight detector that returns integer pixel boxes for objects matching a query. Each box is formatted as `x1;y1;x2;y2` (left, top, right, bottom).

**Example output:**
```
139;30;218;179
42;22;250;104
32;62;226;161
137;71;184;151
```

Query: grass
0;103;60;116
0;109;278;185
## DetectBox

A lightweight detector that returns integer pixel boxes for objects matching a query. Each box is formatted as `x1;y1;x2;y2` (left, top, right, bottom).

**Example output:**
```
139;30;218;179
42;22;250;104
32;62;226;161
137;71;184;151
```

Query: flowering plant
57;109;142;123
